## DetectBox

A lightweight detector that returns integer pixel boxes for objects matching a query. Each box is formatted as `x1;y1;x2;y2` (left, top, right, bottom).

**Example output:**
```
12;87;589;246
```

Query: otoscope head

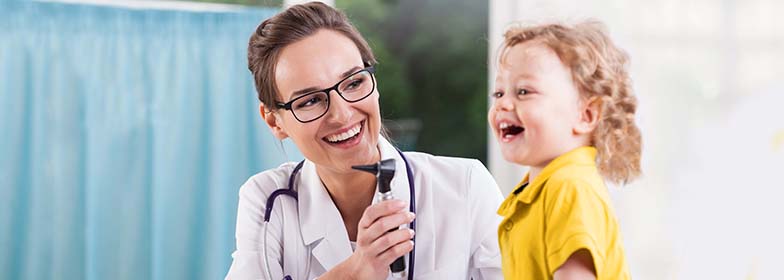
377;158;396;179
351;164;378;174
352;158;396;193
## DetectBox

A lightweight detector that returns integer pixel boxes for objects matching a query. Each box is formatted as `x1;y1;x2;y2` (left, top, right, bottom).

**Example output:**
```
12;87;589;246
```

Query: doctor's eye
294;94;326;110
342;76;366;92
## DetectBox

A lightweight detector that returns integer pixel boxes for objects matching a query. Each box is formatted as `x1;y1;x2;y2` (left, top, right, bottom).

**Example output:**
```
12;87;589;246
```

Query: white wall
488;0;784;279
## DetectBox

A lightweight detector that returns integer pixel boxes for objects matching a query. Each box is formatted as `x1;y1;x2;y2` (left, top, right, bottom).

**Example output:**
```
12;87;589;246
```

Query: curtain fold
0;2;294;279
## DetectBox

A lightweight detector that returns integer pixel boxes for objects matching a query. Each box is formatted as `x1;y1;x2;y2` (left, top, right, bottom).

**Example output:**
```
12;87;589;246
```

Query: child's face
489;41;587;168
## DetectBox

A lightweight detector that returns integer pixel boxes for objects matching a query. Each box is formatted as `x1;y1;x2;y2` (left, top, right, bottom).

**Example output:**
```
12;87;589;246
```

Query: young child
489;21;641;280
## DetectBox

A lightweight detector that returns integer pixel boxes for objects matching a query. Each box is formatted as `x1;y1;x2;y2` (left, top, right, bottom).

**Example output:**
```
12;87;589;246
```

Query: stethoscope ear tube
264;189;298;222
263;161;305;280
262;221;274;280
401;151;416;280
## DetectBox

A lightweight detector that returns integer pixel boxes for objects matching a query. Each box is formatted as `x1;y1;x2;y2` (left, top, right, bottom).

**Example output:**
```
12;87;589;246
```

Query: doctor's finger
377;239;414;266
368;228;415;256
360;211;415;245
358;200;408;229
356;211;413;247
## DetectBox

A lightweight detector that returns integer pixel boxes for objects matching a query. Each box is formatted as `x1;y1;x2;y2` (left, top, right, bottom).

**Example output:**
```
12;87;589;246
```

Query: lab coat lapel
297;160;353;272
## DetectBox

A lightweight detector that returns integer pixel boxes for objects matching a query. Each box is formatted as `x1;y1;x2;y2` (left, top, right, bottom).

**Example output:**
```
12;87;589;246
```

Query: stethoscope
262;149;417;280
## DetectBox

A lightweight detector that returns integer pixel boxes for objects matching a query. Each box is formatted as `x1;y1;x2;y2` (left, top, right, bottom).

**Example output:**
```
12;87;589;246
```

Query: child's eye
517;89;529;95
491;91;504;98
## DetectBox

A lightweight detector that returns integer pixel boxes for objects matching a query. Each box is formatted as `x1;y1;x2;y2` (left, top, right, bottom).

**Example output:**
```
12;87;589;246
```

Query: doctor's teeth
326;124;361;142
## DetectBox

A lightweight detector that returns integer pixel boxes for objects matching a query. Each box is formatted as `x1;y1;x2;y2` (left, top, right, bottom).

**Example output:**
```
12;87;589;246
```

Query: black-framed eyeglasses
275;66;376;123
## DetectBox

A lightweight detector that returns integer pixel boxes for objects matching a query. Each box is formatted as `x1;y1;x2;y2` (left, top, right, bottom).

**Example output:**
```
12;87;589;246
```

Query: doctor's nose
324;90;354;123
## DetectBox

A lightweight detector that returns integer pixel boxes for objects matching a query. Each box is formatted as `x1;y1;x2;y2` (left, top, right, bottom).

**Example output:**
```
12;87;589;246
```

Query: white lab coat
226;137;504;279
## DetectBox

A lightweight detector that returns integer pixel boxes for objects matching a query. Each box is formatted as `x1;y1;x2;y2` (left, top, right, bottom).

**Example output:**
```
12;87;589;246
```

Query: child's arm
553;249;596;280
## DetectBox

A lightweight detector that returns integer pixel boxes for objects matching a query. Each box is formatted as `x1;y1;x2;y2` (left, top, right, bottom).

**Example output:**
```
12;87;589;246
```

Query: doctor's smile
321;119;366;148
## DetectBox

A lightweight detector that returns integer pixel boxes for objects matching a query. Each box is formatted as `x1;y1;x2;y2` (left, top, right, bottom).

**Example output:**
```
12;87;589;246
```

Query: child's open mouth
500;122;524;140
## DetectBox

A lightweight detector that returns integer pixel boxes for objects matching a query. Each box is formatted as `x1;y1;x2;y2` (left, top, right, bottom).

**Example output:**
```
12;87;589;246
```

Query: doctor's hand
320;199;415;280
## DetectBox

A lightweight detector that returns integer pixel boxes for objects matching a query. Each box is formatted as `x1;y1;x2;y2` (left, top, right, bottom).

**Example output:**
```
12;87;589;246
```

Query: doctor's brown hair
247;2;377;107
501;21;642;184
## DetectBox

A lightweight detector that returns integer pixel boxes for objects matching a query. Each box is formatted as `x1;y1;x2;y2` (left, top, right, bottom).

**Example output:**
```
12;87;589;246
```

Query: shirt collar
497;146;597;217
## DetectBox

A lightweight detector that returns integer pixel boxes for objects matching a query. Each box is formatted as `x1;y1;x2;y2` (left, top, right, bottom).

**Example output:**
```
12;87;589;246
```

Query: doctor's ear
574;96;602;135
260;103;289;140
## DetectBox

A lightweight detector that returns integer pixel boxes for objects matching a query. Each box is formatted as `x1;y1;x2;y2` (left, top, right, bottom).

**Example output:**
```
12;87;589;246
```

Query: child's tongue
503;125;524;137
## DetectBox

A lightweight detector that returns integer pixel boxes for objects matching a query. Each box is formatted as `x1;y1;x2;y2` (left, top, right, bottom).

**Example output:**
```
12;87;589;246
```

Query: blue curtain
0;2;298;279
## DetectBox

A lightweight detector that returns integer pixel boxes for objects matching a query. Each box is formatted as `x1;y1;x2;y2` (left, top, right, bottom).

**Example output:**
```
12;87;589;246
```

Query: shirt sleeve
225;176;285;280
466;160;505;280
543;179;608;277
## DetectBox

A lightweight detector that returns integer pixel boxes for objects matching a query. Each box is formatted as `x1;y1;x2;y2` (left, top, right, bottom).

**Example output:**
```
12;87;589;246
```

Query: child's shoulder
544;162;608;200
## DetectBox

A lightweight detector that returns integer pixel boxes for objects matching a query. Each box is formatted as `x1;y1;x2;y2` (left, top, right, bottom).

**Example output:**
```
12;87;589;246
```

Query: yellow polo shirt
497;147;630;280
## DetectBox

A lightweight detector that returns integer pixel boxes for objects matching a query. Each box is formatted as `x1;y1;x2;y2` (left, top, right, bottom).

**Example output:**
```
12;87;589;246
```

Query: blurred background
1;0;782;279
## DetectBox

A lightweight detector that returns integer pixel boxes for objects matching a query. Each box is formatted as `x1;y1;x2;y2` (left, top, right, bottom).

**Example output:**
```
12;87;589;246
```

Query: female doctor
225;2;503;279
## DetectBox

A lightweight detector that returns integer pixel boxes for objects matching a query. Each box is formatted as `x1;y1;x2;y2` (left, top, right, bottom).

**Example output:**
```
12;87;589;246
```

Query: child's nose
495;95;515;111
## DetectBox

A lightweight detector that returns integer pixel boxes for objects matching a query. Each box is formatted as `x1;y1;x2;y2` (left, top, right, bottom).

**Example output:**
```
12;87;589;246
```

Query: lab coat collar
297;136;411;271
298;158;352;271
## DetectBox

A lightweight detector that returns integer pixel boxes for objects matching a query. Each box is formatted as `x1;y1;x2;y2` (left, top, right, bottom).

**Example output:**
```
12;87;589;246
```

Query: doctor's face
270;29;381;172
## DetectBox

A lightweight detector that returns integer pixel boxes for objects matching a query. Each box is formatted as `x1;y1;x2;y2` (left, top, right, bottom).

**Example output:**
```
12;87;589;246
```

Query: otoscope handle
390;252;406;274
353;159;406;276
380;192;407;275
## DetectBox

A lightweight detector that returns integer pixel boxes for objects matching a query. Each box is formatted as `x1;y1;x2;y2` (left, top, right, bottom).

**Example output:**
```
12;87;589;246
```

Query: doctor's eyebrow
288;66;364;99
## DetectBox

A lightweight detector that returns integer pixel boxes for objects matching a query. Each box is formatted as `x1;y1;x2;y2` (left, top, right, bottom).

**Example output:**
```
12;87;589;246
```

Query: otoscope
352;159;407;277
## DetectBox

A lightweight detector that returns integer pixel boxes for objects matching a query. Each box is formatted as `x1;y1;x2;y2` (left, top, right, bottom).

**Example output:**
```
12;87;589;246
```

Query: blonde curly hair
501;21;642;184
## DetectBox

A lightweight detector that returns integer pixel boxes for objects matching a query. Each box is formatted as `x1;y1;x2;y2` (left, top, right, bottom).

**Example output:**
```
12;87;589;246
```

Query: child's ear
574;97;602;135
260;103;289;140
